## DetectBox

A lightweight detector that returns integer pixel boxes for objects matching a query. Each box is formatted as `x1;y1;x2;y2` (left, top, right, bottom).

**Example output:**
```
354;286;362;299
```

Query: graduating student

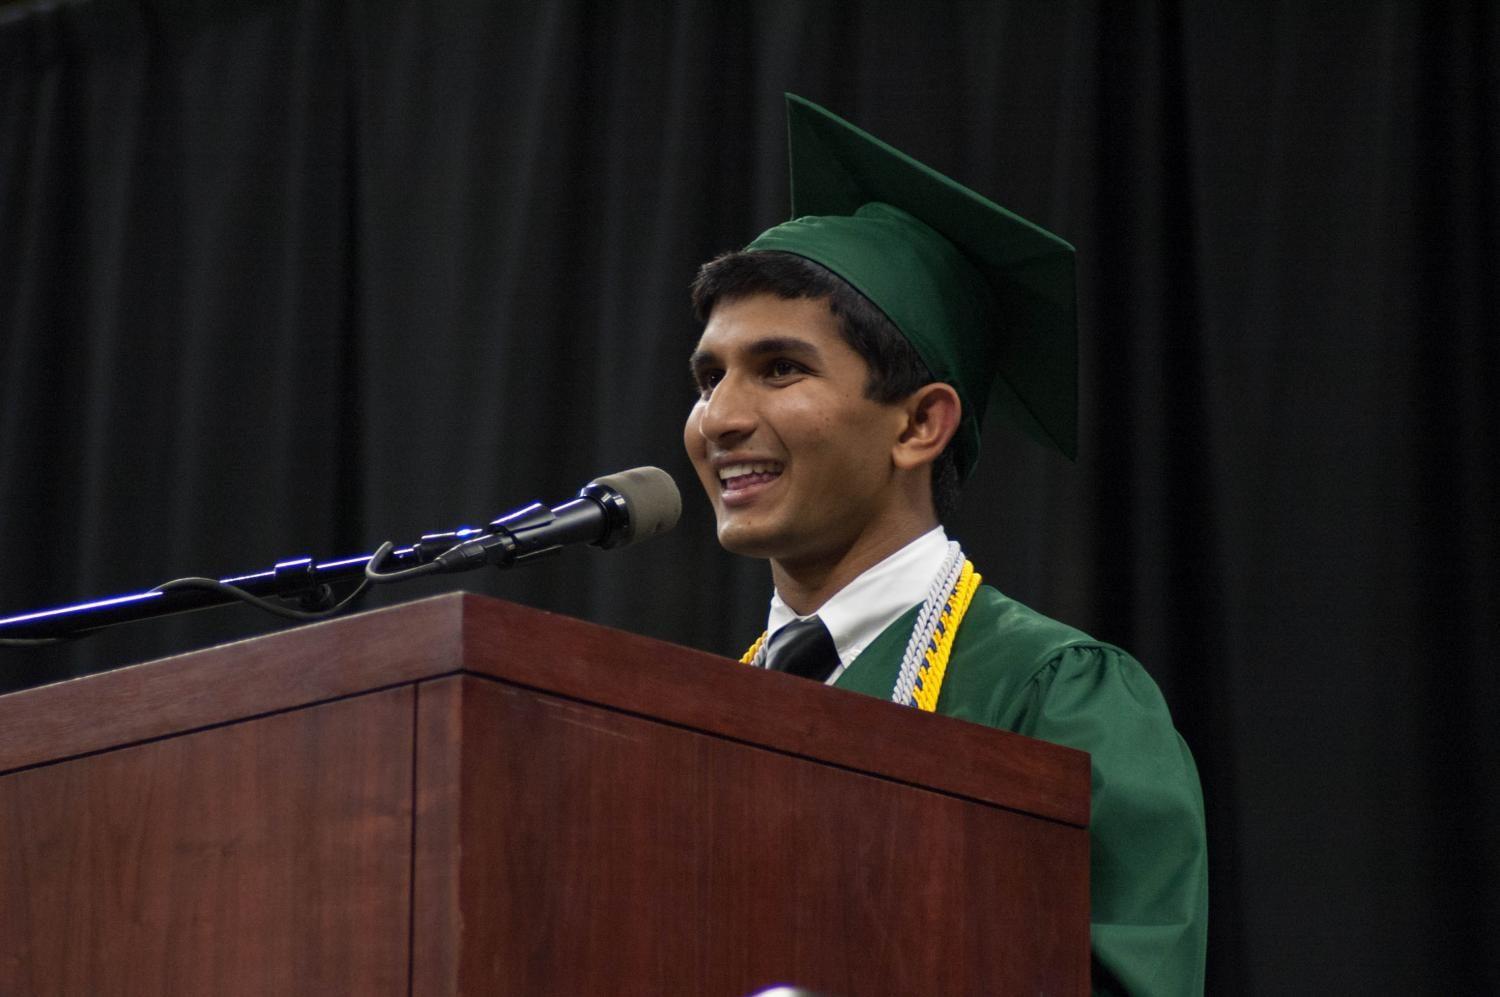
684;95;1208;996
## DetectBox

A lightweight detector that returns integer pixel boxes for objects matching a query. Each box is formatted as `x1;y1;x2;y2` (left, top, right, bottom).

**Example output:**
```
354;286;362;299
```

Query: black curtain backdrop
2;0;1496;991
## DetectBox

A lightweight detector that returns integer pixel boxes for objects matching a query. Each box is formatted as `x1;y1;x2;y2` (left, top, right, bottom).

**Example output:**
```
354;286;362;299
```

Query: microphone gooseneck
0;467;682;643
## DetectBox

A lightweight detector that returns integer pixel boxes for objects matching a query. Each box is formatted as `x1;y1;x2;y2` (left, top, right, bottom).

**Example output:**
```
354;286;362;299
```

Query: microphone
429;466;681;573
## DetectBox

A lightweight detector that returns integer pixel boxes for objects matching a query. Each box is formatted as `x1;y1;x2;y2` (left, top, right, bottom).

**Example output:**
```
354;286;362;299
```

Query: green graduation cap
746;94;1078;477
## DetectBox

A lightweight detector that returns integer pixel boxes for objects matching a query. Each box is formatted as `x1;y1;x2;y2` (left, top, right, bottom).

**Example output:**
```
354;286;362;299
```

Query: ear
891;382;962;472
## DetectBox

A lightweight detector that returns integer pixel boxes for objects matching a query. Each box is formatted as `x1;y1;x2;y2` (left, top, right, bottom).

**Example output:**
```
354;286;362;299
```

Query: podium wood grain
413;674;1083;994
0;688;412;995
0;593;1089;995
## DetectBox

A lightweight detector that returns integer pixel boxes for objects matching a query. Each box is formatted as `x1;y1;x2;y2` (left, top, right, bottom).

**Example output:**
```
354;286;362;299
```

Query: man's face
684;293;911;575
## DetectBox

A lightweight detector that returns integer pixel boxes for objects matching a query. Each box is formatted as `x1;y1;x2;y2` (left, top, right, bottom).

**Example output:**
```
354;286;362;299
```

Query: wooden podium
0;593;1089;995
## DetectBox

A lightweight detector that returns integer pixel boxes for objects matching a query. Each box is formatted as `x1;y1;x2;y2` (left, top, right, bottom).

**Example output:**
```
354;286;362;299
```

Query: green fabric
744;93;1079;472
836;586;1208;996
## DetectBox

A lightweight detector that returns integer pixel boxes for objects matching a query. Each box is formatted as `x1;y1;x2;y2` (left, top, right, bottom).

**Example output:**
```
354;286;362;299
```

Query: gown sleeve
1002;644;1209;997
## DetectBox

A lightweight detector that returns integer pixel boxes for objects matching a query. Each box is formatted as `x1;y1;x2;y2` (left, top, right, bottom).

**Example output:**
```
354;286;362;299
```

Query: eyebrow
688;336;823;374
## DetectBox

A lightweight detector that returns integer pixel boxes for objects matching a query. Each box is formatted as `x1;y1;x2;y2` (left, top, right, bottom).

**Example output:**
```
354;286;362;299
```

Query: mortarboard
746;94;1078;477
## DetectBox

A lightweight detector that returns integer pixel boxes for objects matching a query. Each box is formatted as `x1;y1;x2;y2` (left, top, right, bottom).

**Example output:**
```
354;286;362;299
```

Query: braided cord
741;631;769;666
909;560;981;712
892;542;965;706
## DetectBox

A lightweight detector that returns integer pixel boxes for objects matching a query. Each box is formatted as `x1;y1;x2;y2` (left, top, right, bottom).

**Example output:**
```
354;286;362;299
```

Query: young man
684;96;1208;995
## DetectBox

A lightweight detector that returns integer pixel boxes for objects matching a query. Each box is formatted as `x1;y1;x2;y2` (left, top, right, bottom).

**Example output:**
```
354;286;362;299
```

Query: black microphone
430;466;681;573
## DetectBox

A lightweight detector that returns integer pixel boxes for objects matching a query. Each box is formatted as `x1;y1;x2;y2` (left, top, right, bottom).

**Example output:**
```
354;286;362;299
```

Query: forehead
692;293;846;356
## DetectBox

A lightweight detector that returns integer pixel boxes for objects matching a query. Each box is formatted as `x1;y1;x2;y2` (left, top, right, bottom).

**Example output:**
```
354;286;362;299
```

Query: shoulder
956;584;1100;661
935;584;1134;728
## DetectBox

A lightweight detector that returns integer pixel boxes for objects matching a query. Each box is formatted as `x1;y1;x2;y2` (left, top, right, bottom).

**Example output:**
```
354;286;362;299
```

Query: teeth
718;461;782;482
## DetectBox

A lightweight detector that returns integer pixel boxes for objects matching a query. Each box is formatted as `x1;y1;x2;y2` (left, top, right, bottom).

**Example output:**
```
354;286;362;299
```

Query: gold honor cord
908;560;980;712
739;631;769;666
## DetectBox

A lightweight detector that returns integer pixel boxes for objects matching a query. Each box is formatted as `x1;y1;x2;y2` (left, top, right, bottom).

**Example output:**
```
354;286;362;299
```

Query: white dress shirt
763;526;950;685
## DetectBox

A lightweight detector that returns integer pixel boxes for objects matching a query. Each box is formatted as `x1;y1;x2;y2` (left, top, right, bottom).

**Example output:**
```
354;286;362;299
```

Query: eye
767;359;803;379
693;369;723;396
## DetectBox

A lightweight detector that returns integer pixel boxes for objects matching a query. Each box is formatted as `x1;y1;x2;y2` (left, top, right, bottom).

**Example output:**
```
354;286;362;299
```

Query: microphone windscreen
592;466;681;546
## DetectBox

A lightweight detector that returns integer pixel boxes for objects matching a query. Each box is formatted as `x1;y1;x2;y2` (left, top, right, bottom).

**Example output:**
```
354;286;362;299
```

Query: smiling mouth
718;461;783;493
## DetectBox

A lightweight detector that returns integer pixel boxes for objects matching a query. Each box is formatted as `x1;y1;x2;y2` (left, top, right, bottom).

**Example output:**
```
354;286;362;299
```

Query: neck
771;520;938;617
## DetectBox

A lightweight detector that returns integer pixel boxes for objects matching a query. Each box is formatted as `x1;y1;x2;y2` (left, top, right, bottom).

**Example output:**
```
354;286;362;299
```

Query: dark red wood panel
435;675;1088;995
0;595;462;774
0;688;415;996
411;676;464;997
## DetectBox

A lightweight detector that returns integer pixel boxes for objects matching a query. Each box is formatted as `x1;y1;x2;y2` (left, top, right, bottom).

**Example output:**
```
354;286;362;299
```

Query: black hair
690;250;961;522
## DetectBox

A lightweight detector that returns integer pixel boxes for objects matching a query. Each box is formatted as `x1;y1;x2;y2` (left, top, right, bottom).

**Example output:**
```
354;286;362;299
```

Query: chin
714;518;785;559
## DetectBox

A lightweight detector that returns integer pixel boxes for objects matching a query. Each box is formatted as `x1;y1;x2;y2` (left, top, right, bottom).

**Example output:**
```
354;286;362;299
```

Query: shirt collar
766;525;950;683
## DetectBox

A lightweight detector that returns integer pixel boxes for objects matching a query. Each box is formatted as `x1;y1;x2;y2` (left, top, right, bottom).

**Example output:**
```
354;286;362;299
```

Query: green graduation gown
833;584;1208;996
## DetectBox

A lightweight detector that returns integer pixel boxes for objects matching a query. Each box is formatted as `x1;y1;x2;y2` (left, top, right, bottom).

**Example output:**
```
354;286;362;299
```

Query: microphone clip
431;501;568;573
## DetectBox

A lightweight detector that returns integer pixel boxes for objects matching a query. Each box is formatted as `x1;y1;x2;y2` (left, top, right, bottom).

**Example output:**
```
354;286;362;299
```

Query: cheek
682;403;705;456
811;401;901;477
792;391;878;440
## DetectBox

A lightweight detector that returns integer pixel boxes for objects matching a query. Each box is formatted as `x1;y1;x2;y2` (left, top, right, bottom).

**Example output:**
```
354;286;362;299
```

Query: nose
695;372;757;445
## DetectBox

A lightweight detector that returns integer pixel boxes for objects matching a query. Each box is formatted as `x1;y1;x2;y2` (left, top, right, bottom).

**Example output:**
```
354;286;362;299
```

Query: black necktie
764;616;840;682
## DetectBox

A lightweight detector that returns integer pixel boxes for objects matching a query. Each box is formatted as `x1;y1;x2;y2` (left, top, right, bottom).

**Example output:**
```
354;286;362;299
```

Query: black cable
363;541;446;583
153;575;373;621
